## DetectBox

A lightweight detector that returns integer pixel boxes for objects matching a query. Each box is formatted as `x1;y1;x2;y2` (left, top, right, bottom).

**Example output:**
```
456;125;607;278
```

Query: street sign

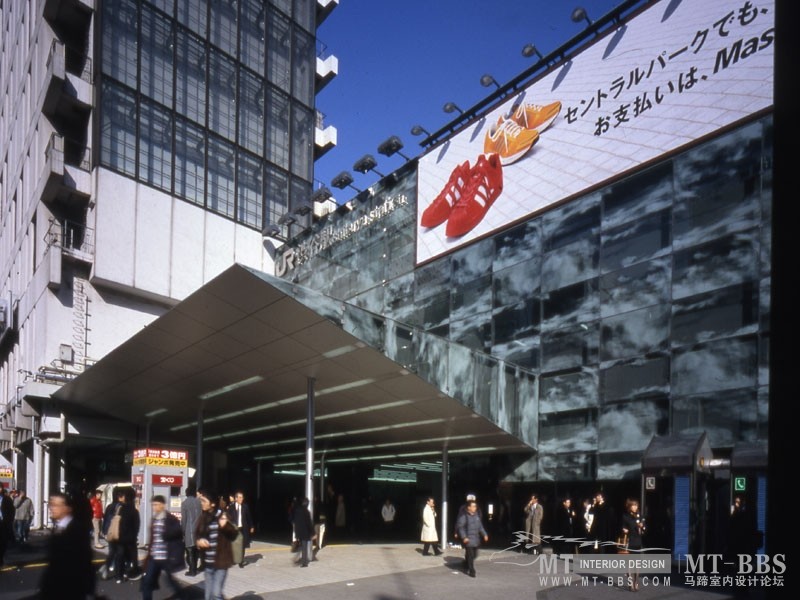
734;477;746;492
645;476;656;490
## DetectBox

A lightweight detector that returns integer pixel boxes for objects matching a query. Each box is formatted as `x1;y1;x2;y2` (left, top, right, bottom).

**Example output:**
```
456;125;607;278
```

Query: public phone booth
132;447;189;546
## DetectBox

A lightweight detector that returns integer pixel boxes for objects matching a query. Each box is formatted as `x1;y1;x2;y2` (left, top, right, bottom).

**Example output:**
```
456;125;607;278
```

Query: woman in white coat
420;497;442;556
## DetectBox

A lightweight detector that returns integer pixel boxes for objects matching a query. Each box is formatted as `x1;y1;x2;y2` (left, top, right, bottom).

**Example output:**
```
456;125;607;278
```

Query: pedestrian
620;498;645;591
195;488;237;600
226;490;254;568
89;489;104;548
589;491;614;552
453;493;481;542
181;484;203;576
381;498;396;537
420;497;442;556
13;489;35;543
291;497;316;567
38;492;95;599
524;494;544;554
140;495;185;600
456;499;488;578
0;486;16;566
101;487;123;580
113;487;142;583
556;497;576;554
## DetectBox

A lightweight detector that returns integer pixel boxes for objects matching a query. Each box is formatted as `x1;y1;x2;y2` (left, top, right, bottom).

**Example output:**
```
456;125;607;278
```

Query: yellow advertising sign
132;448;188;467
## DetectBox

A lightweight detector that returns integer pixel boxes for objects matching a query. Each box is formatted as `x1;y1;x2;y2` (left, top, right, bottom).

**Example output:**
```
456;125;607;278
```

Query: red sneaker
420;160;471;228
445;153;503;237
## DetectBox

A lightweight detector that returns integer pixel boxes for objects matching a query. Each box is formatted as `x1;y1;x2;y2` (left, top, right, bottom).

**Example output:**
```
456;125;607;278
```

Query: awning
54;264;532;466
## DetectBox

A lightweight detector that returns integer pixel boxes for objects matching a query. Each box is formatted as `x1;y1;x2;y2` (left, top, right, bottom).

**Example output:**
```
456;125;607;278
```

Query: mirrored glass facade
282;115;772;483
98;0;315;230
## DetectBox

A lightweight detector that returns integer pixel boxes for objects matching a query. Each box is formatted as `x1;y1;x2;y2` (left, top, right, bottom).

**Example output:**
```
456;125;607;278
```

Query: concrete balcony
315;53;338;92
39;134;93;206
314;111;337;159
42;40;93;119
316;0;339;27
45;218;95;265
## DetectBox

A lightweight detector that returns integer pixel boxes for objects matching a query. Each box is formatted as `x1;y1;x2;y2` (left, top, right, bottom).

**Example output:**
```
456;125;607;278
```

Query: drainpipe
40;413;67;447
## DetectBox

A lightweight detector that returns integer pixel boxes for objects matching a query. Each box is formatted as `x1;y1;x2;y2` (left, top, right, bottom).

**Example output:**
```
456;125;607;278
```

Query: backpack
106;505;122;542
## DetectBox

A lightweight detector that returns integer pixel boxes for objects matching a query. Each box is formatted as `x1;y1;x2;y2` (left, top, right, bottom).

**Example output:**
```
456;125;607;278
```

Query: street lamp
480;74;500;89
443;102;464;115
331;171;362;193
571;7;593;26
353;154;385;177
410;125;431;137
377;135;411;161
521;43;544;61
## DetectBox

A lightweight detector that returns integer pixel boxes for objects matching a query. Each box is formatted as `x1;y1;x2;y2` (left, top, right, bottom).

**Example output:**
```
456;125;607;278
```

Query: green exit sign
734;477;746;491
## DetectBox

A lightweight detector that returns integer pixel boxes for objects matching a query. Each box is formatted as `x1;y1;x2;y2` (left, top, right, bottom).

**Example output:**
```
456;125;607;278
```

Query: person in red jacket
89;489;104;548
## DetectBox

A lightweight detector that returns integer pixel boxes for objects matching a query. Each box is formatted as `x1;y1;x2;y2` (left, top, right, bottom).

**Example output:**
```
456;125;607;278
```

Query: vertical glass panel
209;0;237;56
539;409;597;453
237;151;262;228
174;117;205;206
206;135;235;217
271;0;292;16
240;0;266;73
148;0;174;16
672;231;758;299
177;0;207;36
292;28;314;107
673;121;762;250
672;283;758;347
542;279;598;332
452;274;491;322
291;103;313;181
541;192;600;252
238;69;264;155
600;304;669;361
138;99;173;192
598;399;668;452
492;299;539;344
447;343;474;409
600;356;669;402
497;365;519;437
140;6;174;107
541;239;599;291
599;257;670;318
263;162;286;226
451;313;491;353
416;289;449;330
540;369;598;414
493;257;540;308
414;259;451;300
392;325;415;370
415;332;449;391
100;80;137;176
266;87;290;169
452;238;493;284
473;354;498;419
672;389;760;447
600;209;670;273
101;0;138;88
492;334;539;370
517;369;538;447
175;30;206;126
541;325;598;373
539;452;595;482
672;337;758;396
267;8;291;91
601;161;673;229
208;51;236;141
759;277;770;333
293;0;314;31
493;220;541;272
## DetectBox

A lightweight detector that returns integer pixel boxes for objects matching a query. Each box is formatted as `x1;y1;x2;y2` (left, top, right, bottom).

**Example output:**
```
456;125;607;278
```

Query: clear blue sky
314;0;627;202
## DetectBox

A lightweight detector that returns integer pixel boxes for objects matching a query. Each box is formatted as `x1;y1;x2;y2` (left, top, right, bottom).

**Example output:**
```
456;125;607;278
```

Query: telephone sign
734;477;746;492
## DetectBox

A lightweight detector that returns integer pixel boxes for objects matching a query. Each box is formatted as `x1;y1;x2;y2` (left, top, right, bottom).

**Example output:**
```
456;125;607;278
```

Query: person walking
112;487;142;583
556;497;576;554
89;489;104;548
420;497;442;556
195;489;237;600
227;490;254;568
181;485;203;576
291;497;316;567
38;492;95;600
456;499;488;578
620;498;645;591
589;491;614;552
0;487;14;565
140;495;185;600
13;489;35;543
381;498;396;538
524;494;544;554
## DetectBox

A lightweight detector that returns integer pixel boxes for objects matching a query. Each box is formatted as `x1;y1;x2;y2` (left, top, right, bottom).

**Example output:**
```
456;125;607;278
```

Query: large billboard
416;0;774;264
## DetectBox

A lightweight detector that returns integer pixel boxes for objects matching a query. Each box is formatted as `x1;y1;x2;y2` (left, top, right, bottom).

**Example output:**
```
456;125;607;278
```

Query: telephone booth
131;448;189;545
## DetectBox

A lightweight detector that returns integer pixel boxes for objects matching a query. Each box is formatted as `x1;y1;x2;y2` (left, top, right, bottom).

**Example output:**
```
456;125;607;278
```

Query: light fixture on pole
353;154;385;177
294;202;313;217
443;102;464;115
311;186;333;204
410;125;431;137
331;171;362;193
278;213;296;226
377;135;411;161
262;223;282;238
521;43;544;61
480;74;500;89
571;6;593;26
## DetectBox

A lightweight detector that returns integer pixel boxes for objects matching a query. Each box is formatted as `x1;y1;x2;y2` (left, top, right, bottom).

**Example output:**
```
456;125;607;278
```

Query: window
102;0;138;88
267;9;291;91
139;99;173;192
237;151;262;228
265;87;290;169
175;30;206;126
100;80;137;176
206;135;235;217
240;0;266;73
174;117;205;206
238;69;264;154
208;49;236;141
141;6;175;107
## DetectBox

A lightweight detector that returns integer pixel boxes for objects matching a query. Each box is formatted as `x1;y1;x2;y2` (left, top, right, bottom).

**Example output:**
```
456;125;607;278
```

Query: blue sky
314;0;626;202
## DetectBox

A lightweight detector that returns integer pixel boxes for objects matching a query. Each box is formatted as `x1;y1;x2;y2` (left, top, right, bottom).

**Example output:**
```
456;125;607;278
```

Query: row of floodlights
264;7;596;238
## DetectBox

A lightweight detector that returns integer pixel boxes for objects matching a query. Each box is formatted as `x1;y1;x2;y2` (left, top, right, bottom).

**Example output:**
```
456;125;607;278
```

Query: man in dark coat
181;484;203;576
114;487;142;582
141;495;185;600
456;500;488;578
589;491;614;552
0;486;16;566
292;497;316;567
39;492;95;599
227;491;254;568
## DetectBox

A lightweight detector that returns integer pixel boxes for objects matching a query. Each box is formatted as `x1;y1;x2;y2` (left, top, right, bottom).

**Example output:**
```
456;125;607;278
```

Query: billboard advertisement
416;0;774;264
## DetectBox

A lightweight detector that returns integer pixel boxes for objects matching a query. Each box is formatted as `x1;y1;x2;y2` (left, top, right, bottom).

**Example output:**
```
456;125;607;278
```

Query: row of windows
100;79;311;229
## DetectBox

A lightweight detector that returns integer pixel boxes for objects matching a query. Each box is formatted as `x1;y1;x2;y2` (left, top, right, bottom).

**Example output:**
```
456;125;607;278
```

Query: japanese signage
416;0;774;264
152;474;183;486
0;467;13;478
132;447;188;467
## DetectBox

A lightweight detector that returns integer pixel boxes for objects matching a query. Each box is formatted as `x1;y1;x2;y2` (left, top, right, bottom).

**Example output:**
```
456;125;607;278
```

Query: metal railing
45;133;92;171
47;39;93;84
45;218;95;257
